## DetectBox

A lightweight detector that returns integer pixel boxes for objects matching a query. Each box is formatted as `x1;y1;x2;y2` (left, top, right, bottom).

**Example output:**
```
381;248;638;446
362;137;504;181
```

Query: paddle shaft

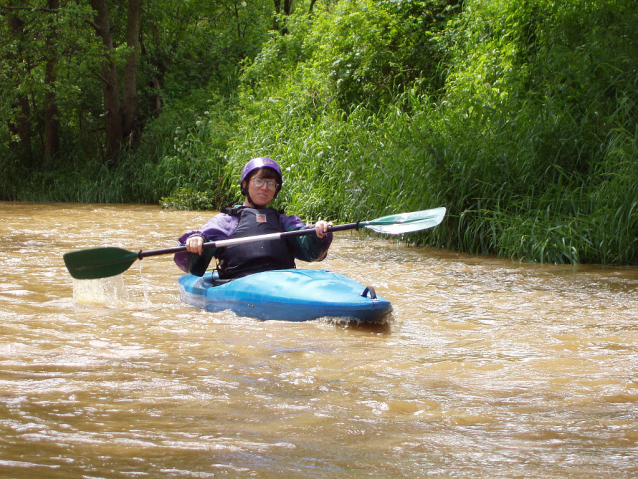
137;222;360;259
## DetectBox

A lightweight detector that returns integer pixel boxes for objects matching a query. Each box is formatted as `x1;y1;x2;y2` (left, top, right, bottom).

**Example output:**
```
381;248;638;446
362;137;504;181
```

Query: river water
1;202;637;478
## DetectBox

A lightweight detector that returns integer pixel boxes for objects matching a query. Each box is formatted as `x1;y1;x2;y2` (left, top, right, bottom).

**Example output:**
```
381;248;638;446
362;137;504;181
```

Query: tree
273;0;293;32
89;0;124;161
5;10;33;161
122;0;141;145
44;0;61;166
1;0;274;170
1;1;100;166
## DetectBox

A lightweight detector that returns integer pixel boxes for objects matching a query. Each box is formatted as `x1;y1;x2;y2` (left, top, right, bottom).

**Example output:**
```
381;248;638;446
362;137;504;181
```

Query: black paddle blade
63;247;140;280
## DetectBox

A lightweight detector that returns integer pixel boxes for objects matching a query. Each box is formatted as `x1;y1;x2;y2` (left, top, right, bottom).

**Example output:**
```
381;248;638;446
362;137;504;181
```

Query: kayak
177;269;393;322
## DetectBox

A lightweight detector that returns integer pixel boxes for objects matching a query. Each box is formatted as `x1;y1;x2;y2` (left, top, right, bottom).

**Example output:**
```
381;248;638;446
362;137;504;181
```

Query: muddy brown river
1;202;637;478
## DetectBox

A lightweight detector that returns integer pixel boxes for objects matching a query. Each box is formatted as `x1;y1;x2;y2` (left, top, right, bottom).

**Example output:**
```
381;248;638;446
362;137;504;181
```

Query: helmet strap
244;192;256;208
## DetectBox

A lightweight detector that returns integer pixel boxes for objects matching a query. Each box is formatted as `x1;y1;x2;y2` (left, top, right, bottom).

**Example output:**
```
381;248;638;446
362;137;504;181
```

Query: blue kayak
177;269;393;322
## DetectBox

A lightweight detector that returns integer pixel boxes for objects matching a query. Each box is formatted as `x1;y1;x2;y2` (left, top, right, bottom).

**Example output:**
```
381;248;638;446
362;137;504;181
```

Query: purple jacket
174;209;333;274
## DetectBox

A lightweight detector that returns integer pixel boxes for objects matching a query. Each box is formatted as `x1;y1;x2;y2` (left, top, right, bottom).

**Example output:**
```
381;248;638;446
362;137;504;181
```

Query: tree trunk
43;0;61;167
90;0;122;163
7;13;33;162
281;0;292;33
273;0;292;34
273;0;281;30
122;0;142;147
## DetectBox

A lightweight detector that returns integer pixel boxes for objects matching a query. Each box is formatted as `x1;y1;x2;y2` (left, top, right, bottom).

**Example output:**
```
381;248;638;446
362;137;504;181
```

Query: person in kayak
174;157;333;279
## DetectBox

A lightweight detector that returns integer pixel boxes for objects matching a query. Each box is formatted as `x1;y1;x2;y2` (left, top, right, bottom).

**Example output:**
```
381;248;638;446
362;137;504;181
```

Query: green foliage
147;0;271;100
0;0;272;166
230;0;638;264
0;91;236;205
243;0;458;111
430;0;638;264
0;1;123;156
2;0;637;265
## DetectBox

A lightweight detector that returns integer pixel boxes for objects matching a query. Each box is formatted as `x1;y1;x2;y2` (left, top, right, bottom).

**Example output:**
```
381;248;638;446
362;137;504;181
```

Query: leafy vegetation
1;0;637;265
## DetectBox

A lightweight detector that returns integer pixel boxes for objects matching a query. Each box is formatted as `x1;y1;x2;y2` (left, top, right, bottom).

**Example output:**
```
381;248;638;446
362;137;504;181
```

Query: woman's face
244;168;277;207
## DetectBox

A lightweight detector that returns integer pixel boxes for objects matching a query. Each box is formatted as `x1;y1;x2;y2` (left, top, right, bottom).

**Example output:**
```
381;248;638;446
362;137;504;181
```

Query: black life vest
216;207;296;279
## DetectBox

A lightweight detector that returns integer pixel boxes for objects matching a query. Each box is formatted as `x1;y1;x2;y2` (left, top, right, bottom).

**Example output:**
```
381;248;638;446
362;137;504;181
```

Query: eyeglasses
252;176;279;191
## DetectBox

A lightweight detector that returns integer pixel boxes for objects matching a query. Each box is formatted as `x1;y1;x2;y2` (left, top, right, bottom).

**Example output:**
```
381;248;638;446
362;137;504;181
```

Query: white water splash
72;274;129;307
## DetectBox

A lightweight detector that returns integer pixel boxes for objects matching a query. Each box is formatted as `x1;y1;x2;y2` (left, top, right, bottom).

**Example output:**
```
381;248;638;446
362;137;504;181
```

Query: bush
230;0;638;264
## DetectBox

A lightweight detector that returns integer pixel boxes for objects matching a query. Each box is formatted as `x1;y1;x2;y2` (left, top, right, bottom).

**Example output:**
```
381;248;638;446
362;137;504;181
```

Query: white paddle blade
364;207;446;235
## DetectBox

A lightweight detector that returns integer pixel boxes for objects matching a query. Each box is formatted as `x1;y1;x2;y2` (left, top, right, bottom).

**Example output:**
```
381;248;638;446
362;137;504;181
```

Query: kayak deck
178;269;393;323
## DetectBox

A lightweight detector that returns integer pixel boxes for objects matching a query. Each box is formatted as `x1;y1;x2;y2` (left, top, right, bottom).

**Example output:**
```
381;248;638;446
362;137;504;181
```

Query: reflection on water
0;202;637;478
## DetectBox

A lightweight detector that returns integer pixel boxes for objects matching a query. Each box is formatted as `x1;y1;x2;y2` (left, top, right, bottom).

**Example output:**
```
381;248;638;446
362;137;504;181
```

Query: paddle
63;207;446;280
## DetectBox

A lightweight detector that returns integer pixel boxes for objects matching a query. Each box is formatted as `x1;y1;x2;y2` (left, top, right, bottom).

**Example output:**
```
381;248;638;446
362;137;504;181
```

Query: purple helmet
240;157;283;195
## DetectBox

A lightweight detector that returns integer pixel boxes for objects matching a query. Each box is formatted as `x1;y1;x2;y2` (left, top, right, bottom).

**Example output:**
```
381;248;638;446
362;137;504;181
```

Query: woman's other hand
314;220;333;239
186;235;204;255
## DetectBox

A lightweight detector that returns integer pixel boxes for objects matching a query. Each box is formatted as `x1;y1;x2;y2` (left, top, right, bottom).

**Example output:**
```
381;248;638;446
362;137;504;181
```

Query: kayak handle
361;286;377;300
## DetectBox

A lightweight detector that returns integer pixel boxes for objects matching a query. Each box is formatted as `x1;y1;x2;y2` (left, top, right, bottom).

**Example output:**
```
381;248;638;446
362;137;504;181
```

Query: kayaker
174;157;333;279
